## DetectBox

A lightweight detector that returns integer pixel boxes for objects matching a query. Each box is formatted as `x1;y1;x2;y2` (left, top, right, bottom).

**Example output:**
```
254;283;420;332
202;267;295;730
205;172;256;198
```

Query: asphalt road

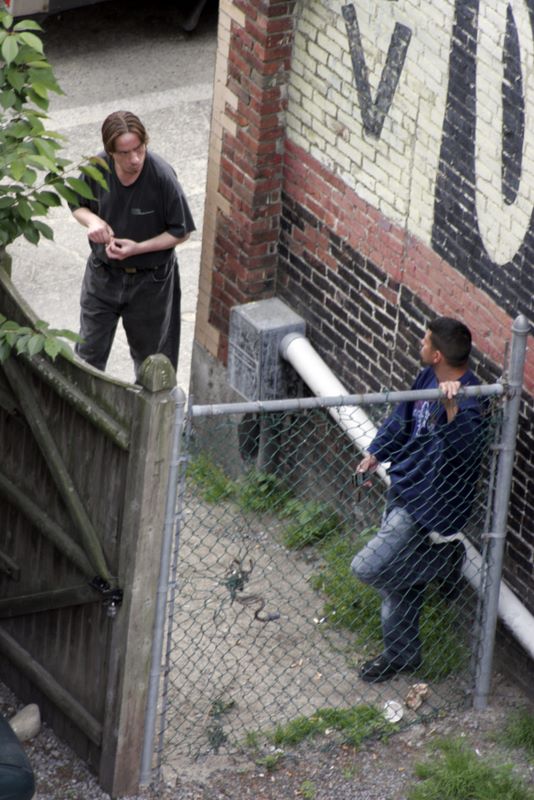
8;0;218;389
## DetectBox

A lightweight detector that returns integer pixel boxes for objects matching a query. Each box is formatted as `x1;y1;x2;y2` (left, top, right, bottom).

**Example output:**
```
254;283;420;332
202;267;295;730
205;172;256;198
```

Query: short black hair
428;317;472;367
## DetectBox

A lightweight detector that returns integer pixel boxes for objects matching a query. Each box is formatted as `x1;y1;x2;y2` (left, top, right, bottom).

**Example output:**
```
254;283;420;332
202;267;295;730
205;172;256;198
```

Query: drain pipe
279;330;534;665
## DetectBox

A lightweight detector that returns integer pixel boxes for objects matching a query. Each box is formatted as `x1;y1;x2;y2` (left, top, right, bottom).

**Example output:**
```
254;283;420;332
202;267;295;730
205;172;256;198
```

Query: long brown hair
101;111;149;155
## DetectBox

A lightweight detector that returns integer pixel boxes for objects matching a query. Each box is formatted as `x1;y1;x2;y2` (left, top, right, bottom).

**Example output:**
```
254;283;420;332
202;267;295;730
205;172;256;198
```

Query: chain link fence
149;377;517;784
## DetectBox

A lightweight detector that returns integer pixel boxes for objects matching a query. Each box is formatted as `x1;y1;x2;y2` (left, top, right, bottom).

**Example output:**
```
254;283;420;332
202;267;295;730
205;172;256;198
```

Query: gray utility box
228;298;306;401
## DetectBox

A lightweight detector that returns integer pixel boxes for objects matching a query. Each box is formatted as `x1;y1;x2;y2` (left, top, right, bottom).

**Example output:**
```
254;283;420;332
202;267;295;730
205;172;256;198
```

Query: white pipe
280;333;390;484
280;332;534;662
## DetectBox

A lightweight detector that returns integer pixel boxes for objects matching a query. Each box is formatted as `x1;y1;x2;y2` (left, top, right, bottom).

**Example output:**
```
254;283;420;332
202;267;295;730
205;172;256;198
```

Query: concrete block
228;298;306;401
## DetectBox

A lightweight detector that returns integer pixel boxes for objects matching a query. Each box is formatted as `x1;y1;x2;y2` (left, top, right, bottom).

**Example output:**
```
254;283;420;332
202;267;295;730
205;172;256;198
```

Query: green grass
238;468;293;513
310;532;382;643
280;499;343;549
409;737;534;800
187;453;236;503
269;704;393;748
299;780;317;799
501;709;534;761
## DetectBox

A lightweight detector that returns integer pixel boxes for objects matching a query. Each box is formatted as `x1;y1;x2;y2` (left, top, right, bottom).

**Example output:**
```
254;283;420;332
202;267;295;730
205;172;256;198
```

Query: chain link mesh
156;391;503;780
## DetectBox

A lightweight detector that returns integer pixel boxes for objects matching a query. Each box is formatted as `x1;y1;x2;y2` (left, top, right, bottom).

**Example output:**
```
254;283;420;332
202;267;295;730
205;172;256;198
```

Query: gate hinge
90;576;123;619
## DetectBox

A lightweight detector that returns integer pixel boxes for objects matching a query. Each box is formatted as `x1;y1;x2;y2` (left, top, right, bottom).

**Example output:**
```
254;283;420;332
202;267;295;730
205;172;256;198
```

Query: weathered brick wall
194;0;297;365
278;0;534;637
192;0;534;668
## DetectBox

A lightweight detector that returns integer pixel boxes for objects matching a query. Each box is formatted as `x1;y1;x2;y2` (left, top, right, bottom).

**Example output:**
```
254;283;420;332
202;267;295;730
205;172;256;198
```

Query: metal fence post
473;314;530;711
139;387;187;787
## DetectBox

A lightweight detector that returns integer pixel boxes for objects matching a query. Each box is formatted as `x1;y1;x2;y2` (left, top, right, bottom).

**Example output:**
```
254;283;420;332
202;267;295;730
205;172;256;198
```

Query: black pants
0;714;34;800
76;254;181;379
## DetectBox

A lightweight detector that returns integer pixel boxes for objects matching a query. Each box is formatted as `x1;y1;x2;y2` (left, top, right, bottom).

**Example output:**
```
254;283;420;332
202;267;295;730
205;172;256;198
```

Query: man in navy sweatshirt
351;317;486;682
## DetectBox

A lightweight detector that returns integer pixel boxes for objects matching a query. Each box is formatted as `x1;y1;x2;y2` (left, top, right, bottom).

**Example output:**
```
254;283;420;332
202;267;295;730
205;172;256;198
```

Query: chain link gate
148;388;510;783
140;316;528;789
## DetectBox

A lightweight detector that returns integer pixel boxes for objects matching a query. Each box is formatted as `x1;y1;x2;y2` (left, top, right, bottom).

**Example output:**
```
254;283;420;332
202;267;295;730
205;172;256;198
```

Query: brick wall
192;0;534;662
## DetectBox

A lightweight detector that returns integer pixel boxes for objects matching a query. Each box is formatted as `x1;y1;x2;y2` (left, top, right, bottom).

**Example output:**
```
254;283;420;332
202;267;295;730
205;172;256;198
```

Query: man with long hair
72;110;195;379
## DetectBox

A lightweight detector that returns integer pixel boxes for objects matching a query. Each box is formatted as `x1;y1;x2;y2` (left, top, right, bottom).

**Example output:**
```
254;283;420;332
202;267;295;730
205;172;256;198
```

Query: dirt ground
1;670;534;799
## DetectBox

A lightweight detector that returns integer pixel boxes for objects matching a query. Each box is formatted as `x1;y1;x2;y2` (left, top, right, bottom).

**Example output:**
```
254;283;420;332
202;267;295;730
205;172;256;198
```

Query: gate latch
90;576;124;619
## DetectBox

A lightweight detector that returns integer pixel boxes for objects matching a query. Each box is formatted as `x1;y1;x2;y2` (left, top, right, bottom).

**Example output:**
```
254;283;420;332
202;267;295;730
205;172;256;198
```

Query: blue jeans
76;253;181;379
351;506;455;664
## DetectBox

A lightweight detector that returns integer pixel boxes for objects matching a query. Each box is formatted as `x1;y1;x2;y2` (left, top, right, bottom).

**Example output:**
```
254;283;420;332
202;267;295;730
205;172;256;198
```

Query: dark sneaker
438;540;466;601
359;653;421;683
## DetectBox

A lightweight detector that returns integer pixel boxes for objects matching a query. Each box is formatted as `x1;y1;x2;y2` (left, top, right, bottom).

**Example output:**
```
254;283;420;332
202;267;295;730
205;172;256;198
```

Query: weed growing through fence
187;453;235;503
238;468;293;513
280;499;343;548
408;737;534;800
206;697;236;753
500;709;534;761
255;750;285;771
269;704;393;748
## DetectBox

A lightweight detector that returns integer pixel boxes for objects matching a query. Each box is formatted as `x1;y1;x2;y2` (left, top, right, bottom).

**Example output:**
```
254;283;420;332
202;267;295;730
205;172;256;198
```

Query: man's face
112;132;146;178
420;330;438;366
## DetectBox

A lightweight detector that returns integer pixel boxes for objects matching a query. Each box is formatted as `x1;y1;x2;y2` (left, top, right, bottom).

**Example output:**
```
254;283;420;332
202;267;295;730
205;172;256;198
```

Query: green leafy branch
0;7;108;363
0;315;81;363
0;9;109;248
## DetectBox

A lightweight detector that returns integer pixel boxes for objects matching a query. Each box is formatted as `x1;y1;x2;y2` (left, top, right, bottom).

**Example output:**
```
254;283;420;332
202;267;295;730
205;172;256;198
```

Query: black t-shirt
76;150;196;269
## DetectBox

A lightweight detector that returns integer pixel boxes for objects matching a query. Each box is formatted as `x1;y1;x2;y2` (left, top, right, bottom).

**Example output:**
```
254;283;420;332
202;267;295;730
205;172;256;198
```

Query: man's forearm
135;231;190;254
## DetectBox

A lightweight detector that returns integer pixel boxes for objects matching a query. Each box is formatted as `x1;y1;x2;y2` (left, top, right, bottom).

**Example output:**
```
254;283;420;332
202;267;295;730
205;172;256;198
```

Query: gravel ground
2;672;534;799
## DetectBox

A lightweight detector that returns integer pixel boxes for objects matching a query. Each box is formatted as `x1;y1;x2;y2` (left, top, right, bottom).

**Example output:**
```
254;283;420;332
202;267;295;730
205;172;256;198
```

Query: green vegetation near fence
188;456;468;680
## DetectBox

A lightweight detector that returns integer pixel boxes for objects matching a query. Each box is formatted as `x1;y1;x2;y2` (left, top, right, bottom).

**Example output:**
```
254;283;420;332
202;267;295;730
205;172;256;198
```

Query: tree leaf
34;138;60;159
1;35;19;65
0;89;16;109
53;183;80;205
18;32;44;53
30;201;48;216
13;20;43;32
1;13;14;30
35;190;61;207
6;67;25;91
88;155;110;171
48;328;82;342
44;336;62;360
66;176;94;200
16;198;32;220
22;225;39;244
33;220;54;239
27;88;48;110
80;163;105;182
15;333;32;354
0;341;12;363
30;82;49;99
9;161;26;181
22;168;38;186
26;154;56;170
27;333;44;357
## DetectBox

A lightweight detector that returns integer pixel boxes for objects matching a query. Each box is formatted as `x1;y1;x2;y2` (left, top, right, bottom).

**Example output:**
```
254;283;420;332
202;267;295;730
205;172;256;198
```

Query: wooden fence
0;266;176;797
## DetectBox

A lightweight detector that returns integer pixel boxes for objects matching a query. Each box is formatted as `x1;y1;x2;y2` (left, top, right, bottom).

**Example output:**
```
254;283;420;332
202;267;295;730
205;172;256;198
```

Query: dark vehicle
5;0;210;29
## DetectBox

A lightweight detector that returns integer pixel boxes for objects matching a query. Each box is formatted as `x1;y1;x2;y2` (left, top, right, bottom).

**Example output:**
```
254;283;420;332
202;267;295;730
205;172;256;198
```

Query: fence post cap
137;355;176;392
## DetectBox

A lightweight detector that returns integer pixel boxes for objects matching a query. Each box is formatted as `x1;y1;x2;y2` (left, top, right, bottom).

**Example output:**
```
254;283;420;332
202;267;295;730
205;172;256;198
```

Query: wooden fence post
98;355;179;797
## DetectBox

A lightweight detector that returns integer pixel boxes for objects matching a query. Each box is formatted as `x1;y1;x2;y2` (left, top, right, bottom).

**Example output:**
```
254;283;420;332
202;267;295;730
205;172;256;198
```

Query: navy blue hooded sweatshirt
368;366;486;535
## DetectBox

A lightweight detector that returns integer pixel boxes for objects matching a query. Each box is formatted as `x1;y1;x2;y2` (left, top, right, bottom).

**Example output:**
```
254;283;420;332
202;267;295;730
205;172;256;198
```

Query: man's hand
105;238;139;261
356;452;379;474
87;220;114;244
440;380;461;423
